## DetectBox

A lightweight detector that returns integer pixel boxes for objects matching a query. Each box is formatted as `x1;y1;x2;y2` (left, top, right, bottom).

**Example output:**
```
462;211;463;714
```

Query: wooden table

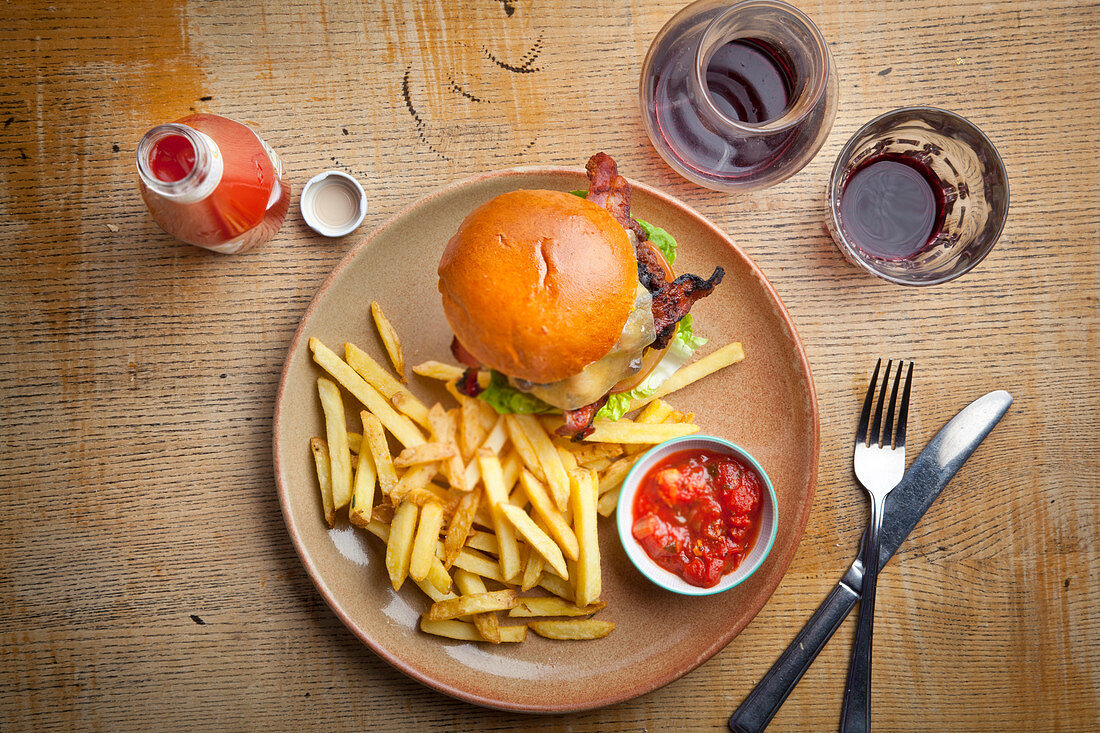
2;1;1097;729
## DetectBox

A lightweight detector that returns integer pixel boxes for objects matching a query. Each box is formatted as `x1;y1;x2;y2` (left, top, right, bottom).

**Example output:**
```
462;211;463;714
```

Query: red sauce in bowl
631;448;764;588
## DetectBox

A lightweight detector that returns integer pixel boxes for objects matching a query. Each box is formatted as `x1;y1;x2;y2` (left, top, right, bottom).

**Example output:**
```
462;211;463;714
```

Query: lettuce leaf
635;219;677;266
477;370;557;415
594;315;707;421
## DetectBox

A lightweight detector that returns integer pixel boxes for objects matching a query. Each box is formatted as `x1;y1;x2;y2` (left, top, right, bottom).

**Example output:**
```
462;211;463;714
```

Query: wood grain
1;0;1097;730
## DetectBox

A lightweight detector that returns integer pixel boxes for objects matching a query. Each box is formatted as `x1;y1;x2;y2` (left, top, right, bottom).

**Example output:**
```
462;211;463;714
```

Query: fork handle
840;495;886;733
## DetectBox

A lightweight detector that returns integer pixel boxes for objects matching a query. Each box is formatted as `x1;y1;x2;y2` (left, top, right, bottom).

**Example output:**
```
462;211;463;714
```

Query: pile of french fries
307;302;744;644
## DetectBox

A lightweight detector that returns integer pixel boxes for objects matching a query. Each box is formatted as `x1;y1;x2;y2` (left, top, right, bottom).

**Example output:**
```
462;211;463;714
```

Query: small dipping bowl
616;435;778;596
300;170;367;237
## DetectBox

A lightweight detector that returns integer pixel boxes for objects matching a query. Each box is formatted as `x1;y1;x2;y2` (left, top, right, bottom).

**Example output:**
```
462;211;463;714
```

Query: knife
728;389;1013;733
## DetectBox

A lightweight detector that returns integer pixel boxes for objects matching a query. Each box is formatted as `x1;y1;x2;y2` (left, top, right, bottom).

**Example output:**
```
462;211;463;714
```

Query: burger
438;153;724;440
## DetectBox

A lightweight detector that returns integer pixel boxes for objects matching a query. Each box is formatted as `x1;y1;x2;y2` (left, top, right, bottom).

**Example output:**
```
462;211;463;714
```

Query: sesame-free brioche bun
438;189;638;384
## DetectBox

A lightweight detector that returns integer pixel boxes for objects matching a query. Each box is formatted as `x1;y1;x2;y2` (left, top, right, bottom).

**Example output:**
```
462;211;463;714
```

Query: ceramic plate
273;167;819;712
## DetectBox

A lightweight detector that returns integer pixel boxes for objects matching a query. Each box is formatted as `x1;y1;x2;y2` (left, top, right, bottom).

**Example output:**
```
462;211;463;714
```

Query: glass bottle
640;0;839;192
137;113;291;253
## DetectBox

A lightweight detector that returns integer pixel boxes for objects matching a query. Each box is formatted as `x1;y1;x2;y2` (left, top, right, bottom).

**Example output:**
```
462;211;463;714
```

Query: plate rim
273;164;820;712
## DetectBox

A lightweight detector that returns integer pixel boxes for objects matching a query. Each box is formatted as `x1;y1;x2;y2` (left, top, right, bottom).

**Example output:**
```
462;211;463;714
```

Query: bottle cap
300;171;367;237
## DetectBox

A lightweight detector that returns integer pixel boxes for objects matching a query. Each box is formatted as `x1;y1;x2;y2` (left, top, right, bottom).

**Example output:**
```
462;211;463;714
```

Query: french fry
628;341;745;411
366;518;451;595
501;450;523;495
427;590;518;621
391;463;437;503
635;399;675;425
309;338;425;448
668;409;695;424
556;444;579;473
349;439;377;527
310;437;335;528
504;415;546;482
513;414;570;511
528;619;614;640
394;442;457;467
508;597;607;618
370;301;406;381
427;405;467;492
459;396;488;460
478;450;522;582
419;618;526;643
596;486;622;517
499;503;569;580
585;420;698;444
520;547;544;592
443;489;481;567
459;416;507;491
570;469;601;608
345;342;430;428
537;571;574;602
386;501;419;591
409;502;445;582
519;470;579;561
598;455;638;496
414;578;457;604
361;411;398;497
347;432;363;454
412;360;466;381
569;441;623;466
317;377;353;511
454;569;502;644
449;546;506;583
583;457;613;473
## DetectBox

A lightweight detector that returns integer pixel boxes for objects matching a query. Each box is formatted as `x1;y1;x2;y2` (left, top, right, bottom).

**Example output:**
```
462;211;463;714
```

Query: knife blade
728;389;1013;733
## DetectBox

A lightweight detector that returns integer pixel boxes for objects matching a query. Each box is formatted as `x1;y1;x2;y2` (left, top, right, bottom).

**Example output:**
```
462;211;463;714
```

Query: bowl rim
615;435;779;596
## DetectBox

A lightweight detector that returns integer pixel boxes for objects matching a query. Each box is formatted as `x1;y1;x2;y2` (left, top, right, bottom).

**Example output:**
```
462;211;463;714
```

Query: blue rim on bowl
615;435;779;596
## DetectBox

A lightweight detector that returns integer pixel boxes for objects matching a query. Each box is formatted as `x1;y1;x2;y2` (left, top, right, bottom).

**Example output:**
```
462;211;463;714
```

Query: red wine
839;155;944;259
705;39;792;124
650;38;797;180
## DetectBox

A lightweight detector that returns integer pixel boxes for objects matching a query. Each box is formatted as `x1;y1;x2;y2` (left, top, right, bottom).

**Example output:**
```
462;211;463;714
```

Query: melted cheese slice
510;284;656;410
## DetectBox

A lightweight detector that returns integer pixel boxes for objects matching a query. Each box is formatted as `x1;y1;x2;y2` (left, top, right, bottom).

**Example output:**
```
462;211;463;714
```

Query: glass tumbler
826;107;1009;285
640;0;838;192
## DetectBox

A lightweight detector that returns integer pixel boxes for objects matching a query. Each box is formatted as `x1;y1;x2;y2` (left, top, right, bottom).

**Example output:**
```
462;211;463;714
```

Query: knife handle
728;580;860;733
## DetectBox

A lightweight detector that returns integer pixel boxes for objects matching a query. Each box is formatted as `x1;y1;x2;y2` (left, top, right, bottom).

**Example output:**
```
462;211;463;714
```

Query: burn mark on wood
199;95;213;102
402;66;449;161
190;614;206;625
479;36;543;73
342;128;349;135
4;116;13;128
878;67;892;76
448;79;489;103
112;144;120;153
493;0;517;17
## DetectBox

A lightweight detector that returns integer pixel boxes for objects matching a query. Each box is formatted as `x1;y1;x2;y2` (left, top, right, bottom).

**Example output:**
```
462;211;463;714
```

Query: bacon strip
457;367;483;397
555;395;609;442
650;268;725;350
451;336;481;369
586;152;648;242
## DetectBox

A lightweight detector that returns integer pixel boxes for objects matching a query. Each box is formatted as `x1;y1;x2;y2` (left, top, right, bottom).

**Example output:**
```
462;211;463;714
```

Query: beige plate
273;167;819;712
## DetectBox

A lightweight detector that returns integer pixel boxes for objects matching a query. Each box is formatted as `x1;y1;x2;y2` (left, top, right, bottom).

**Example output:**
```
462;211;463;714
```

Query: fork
839;359;913;733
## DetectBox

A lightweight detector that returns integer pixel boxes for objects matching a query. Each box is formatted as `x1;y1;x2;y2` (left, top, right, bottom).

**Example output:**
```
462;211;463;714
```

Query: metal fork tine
895;361;914;448
856;358;881;445
884;361;903;448
869;359;892;447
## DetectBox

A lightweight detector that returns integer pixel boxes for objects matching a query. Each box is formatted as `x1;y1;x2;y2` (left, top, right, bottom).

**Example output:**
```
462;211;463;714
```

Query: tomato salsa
631;448;764;588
